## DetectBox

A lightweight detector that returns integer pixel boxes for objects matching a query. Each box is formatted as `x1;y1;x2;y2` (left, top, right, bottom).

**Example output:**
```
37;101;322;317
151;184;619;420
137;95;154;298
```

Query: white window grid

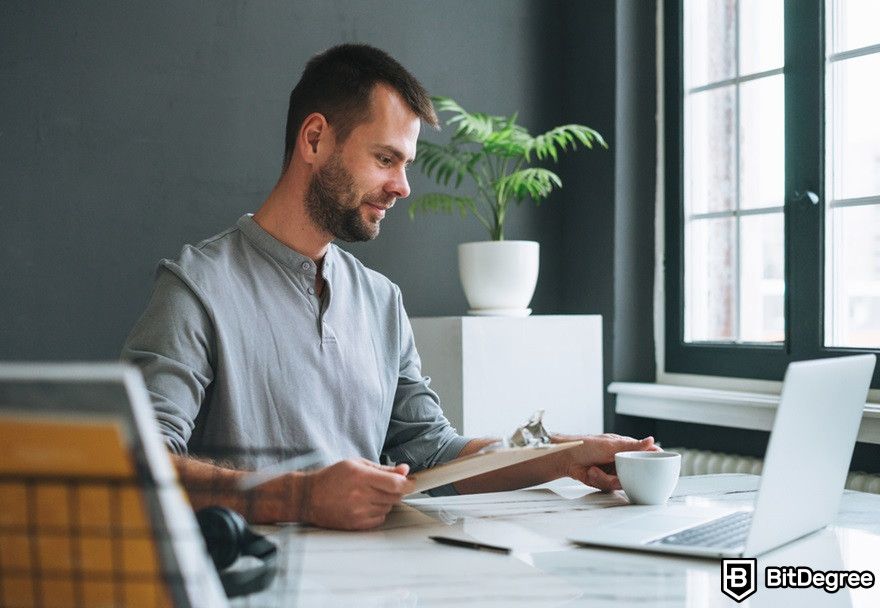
824;0;880;347
683;0;784;343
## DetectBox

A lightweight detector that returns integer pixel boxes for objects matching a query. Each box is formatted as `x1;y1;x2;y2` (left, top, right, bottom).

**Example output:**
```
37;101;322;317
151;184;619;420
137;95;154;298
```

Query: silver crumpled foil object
505;410;551;448
477;410;553;453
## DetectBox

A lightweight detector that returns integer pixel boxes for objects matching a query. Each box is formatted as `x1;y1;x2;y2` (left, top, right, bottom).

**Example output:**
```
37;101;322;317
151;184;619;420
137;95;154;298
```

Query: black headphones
195;506;278;598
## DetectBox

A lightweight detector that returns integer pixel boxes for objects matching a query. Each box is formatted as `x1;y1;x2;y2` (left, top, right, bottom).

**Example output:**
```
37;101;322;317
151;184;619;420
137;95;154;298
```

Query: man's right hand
301;458;415;530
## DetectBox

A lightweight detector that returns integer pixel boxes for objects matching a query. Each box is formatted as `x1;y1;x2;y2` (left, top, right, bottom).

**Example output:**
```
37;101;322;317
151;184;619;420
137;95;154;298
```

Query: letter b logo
721;559;757;602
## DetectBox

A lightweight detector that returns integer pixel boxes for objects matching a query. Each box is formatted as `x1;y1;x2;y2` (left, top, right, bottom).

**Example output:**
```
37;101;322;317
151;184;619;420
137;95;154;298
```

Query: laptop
570;354;876;559
0;362;229;607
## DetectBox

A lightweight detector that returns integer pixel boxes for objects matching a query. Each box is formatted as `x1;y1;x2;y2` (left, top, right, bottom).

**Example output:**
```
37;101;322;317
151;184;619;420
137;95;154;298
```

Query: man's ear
298;113;331;165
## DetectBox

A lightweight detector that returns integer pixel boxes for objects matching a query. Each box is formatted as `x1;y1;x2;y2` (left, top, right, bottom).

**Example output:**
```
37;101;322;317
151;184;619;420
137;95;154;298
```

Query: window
825;1;880;349
665;0;880;386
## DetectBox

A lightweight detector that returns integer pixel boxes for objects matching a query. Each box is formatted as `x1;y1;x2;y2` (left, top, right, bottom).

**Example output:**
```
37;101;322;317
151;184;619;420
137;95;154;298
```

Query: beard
305;152;391;242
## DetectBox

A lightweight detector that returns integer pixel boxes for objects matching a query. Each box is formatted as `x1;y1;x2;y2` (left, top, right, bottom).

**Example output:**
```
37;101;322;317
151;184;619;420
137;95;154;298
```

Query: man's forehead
367;82;417;117
352;85;420;157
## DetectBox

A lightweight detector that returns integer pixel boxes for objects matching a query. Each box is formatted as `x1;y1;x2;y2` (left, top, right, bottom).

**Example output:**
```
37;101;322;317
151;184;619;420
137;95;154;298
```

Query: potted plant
410;97;607;315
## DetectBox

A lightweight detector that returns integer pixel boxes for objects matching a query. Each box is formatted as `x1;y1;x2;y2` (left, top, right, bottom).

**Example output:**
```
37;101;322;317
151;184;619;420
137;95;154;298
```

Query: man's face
306;84;420;242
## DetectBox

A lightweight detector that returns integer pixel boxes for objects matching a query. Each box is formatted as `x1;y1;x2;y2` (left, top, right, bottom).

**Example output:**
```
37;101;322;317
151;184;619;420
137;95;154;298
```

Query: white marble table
238;475;880;607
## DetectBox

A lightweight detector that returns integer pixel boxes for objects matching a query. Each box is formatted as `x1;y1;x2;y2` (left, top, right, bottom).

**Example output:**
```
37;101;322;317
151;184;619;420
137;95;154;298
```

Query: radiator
668;447;880;495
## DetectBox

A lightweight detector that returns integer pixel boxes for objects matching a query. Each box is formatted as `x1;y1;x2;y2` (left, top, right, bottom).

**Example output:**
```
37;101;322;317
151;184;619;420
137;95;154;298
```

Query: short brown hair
282;44;438;169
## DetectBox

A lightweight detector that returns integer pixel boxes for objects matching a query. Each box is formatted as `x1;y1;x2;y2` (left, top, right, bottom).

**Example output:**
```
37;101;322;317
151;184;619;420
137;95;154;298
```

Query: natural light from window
683;0;785;343
825;0;880;348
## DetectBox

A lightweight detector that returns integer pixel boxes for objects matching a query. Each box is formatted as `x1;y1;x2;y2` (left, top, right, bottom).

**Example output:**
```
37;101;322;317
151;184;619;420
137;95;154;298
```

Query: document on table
408;440;582;493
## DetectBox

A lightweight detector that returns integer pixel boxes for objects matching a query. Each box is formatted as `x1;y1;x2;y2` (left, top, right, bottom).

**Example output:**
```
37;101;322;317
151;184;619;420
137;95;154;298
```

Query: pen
428;535;511;555
238;451;322;491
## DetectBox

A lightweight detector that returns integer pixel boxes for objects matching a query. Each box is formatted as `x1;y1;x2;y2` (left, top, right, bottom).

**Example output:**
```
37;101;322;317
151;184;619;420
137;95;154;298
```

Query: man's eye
378;155;392;166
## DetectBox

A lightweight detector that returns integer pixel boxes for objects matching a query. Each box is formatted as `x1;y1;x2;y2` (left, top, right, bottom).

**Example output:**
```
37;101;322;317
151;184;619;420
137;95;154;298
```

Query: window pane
685;86;736;214
826;204;880;347
739;75;785;209
829;54;880;201
740;213;785;342
684;0;736;88
739;0;783;75
686;217;736;341
832;0;880;53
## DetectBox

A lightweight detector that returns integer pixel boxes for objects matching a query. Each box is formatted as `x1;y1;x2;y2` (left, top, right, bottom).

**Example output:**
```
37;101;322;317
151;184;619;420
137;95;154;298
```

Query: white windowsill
608;382;880;445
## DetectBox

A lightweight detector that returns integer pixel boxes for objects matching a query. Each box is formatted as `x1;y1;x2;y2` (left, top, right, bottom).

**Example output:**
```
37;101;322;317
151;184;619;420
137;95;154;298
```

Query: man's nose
385;168;411;199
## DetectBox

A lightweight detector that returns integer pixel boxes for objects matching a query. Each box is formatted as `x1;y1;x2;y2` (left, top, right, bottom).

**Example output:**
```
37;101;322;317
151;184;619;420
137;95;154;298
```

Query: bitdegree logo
721;559;757;602
766;566;875;593
722;559;876;601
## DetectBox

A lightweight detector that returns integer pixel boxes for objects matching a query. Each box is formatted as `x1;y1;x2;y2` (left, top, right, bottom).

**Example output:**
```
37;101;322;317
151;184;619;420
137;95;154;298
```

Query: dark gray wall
613;0;656;385
1;0;565;360
532;0;622;427
3;1;652;437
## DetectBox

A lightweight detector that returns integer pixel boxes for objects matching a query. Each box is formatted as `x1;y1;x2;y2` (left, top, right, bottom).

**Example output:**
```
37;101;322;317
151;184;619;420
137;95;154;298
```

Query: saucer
467;308;532;317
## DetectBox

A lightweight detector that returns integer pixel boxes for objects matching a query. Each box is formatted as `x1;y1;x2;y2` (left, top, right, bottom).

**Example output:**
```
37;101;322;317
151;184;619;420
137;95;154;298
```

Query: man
122;43;656;531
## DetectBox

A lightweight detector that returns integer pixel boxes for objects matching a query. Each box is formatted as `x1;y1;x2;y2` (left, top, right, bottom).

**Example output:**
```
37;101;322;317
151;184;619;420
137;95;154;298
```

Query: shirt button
301;261;311;271
307;287;315;295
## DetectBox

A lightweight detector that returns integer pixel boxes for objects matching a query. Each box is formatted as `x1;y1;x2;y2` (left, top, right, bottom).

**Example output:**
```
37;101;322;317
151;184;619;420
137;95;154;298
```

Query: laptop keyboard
649;511;752;550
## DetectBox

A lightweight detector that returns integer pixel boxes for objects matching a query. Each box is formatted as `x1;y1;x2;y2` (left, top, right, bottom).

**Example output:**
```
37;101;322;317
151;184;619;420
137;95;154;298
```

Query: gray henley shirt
122;214;469;478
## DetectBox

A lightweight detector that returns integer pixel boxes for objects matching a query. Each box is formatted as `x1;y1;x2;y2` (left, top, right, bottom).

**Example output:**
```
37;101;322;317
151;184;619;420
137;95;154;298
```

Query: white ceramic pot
458;240;539;315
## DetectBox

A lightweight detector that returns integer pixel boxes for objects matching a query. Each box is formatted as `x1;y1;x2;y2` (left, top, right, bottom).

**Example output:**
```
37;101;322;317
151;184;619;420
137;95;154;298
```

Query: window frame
663;0;880;388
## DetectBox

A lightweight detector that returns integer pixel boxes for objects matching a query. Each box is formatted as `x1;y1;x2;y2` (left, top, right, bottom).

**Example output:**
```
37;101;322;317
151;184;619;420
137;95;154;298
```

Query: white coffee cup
615;451;681;505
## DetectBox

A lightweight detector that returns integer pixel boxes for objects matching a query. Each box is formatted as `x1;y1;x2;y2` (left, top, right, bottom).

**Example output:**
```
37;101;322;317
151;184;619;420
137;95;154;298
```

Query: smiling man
122;44;656;531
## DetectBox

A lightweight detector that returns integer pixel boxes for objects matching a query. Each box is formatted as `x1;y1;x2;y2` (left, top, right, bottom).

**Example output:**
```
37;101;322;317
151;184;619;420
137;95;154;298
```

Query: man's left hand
554;434;659;491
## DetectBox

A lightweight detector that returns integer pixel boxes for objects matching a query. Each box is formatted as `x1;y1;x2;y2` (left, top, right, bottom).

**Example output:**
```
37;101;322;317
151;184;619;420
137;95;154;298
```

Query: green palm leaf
529;124;608;162
433;96;505;143
413;97;606;240
408;193;479;219
494;168;562;203
483;119;532;158
415;141;477;188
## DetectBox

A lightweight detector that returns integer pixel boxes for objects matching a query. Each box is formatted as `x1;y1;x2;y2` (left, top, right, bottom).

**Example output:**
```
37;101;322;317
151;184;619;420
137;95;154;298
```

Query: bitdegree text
765;566;874;593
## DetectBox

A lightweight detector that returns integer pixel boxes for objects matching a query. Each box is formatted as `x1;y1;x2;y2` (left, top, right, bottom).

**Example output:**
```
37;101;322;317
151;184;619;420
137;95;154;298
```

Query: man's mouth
366;199;394;211
364;198;395;217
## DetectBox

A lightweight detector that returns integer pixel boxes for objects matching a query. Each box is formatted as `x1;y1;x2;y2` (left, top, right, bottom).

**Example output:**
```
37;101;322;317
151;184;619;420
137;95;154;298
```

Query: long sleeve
121;265;215;454
381;288;469;474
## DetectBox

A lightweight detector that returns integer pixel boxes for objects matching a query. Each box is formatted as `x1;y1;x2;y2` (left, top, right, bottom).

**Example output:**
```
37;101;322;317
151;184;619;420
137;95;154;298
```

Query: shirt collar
236;214;335;277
